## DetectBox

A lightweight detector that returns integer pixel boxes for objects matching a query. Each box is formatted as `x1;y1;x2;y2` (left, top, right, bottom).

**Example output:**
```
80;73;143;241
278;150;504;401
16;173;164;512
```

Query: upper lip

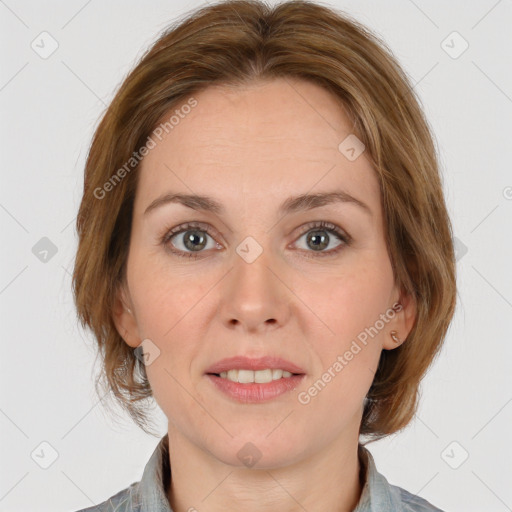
205;356;306;375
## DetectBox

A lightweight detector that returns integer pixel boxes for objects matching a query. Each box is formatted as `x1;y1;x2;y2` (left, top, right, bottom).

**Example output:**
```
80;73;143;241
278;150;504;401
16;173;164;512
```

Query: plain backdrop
1;1;511;511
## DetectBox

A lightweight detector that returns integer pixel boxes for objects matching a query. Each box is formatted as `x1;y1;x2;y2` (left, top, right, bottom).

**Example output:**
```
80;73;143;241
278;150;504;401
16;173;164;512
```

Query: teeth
238;369;254;384
218;369;294;383
254;369;272;383
272;369;283;380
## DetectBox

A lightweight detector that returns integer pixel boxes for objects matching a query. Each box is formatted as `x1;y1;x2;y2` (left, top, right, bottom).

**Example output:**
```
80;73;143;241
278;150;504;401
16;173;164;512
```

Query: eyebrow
143;190;372;217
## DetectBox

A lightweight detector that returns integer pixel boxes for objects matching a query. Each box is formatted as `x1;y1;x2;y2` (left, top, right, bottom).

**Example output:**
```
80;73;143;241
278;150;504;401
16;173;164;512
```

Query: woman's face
115;77;415;467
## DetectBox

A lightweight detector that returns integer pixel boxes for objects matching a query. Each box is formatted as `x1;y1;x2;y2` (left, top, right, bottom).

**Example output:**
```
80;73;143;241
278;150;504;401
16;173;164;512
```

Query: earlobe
112;286;140;348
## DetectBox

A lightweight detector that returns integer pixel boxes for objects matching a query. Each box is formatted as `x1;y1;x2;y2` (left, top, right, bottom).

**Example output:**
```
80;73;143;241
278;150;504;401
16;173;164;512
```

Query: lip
206;373;306;403
204;355;306;375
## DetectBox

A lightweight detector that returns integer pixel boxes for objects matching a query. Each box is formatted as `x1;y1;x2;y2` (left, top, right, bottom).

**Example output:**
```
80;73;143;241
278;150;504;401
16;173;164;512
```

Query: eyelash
159;221;352;260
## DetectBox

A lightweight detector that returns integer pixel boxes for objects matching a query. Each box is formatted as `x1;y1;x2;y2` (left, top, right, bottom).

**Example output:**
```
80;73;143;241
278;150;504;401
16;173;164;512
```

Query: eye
292;221;351;257
161;222;222;259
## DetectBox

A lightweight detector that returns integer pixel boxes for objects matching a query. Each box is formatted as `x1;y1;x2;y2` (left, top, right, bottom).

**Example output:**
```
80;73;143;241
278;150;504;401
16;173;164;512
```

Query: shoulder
391;484;445;512
71;482;138;512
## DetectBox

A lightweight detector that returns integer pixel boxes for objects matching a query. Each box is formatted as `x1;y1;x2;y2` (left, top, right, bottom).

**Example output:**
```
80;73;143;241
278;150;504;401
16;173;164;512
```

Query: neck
166;425;364;512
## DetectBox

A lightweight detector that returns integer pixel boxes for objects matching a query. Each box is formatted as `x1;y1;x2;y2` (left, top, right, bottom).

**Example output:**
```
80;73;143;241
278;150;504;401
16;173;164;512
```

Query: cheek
128;265;205;415
306;256;395;346
297;275;387;417
299;259;393;398
128;246;210;340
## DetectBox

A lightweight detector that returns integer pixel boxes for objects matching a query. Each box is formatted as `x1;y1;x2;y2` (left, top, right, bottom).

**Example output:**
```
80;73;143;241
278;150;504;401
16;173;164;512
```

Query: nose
218;245;292;334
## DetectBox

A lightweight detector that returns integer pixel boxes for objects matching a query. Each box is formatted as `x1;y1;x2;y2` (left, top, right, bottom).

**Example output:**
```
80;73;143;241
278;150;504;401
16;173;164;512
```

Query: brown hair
72;0;456;440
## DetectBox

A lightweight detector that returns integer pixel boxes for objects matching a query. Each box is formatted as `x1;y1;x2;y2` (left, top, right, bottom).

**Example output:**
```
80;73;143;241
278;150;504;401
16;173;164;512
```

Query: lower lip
206;374;305;403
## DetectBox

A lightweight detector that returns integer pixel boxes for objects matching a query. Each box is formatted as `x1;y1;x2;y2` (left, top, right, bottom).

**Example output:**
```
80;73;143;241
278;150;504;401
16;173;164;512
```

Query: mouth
204;355;306;403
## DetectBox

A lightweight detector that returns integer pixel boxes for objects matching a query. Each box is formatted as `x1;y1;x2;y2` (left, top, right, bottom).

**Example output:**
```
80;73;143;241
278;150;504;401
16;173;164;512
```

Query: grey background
1;0;511;511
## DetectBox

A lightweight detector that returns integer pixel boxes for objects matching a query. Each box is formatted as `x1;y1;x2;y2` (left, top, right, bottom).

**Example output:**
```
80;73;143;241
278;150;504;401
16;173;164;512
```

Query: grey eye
296;229;343;252
170;229;214;252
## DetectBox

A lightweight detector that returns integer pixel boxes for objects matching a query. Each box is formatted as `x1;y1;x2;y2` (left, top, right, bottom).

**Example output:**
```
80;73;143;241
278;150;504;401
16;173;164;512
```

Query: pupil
308;230;329;251
184;231;206;251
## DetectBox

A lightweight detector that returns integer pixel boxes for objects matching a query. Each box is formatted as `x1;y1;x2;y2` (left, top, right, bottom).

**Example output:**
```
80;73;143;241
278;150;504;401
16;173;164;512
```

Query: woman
72;0;456;510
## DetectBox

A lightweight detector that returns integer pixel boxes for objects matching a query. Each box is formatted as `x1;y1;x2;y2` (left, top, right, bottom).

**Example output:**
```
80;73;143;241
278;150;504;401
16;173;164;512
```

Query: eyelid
162;221;223;244
293;220;351;242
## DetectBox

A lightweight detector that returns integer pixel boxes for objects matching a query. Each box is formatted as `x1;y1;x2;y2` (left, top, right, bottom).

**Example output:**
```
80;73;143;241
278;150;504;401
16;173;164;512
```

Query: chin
204;429;309;470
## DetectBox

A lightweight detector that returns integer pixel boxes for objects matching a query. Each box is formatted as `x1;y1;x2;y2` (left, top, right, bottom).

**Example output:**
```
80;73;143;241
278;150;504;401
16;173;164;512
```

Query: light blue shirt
73;434;444;511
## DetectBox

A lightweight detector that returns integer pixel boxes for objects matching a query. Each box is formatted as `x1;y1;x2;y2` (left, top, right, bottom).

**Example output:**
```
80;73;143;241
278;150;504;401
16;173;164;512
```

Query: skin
113;77;416;512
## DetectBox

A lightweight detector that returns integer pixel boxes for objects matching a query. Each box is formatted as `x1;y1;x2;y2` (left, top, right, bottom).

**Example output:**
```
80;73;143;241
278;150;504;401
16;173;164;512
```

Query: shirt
73;434;444;511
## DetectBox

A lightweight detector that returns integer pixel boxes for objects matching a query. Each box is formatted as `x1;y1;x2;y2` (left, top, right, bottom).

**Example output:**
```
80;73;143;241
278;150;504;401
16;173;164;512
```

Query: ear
112;282;140;348
382;287;417;350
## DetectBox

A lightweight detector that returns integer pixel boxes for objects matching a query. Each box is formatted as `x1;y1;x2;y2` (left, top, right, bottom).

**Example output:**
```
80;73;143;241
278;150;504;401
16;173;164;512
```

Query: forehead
135;78;380;216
